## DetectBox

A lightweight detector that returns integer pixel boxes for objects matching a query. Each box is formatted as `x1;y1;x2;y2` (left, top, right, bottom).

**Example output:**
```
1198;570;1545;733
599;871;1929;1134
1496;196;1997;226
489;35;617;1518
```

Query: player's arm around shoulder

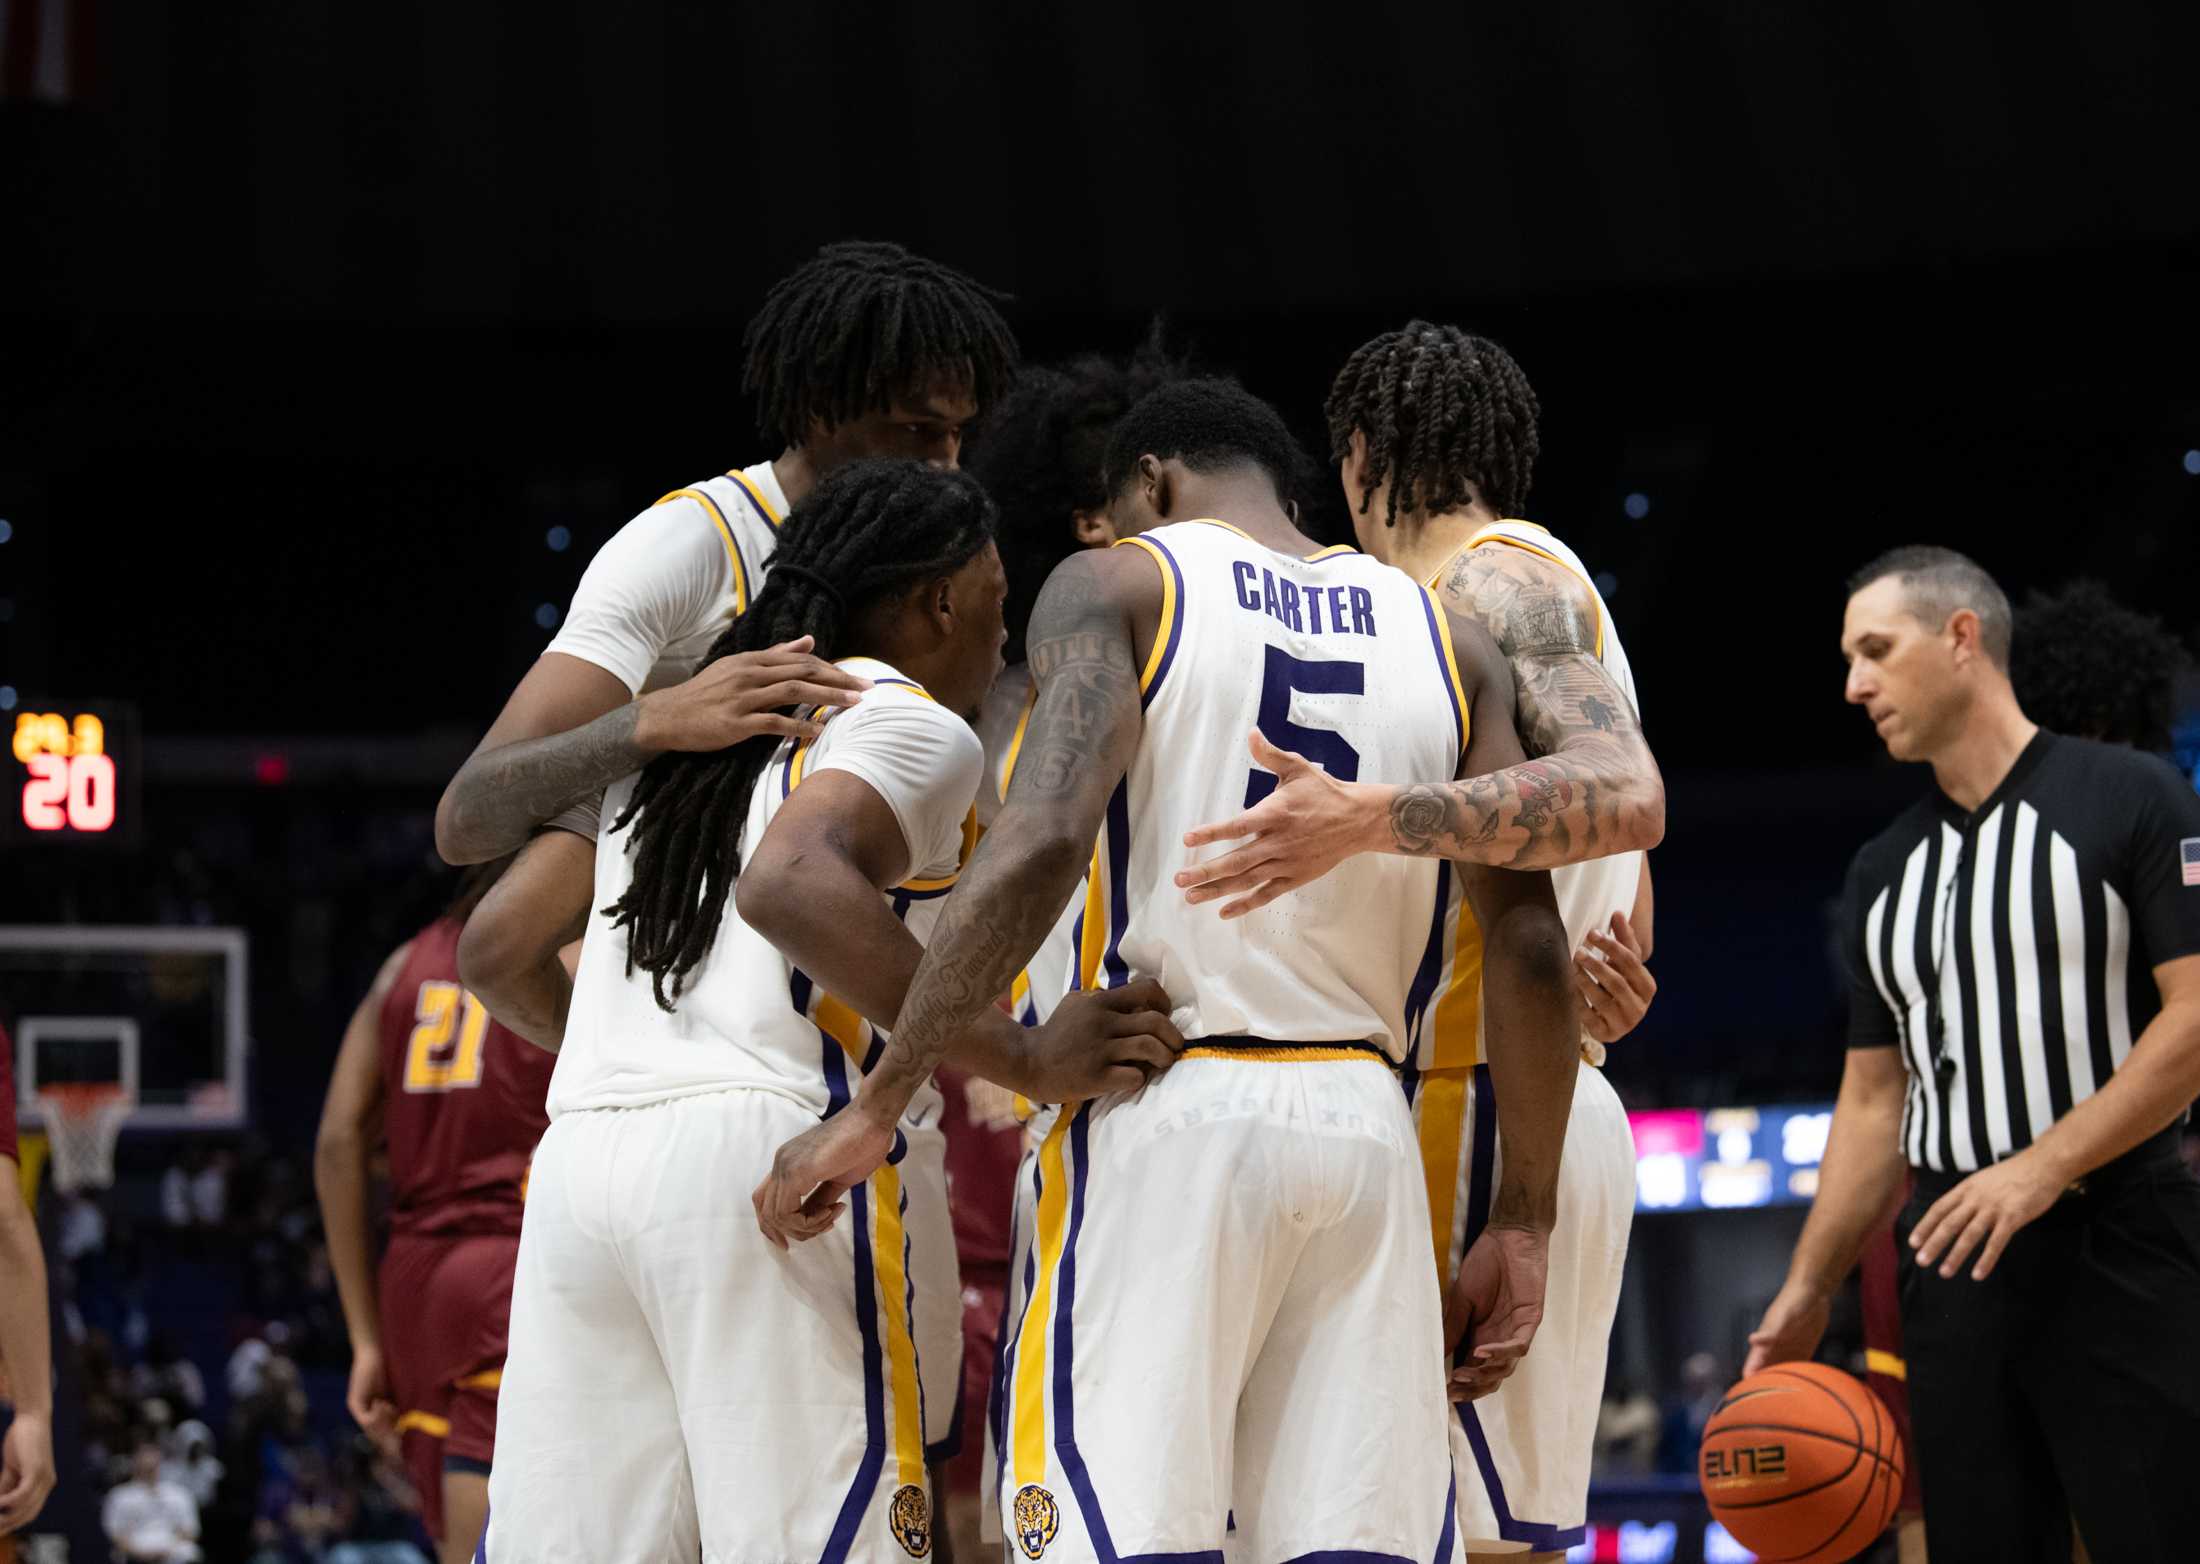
434;496;864;864
1434;540;1665;860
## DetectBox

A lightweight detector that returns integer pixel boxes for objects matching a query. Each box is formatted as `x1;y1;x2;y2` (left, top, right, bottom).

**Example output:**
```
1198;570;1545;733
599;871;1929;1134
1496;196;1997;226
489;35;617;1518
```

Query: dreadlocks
741;240;1020;448
968;326;1191;663
601;460;997;1010
1323;320;1541;526
2011;578;2189;752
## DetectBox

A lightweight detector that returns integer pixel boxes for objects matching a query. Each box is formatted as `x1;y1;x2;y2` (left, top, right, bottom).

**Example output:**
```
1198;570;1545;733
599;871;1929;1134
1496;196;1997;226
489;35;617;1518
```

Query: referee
1748;547;2200;1562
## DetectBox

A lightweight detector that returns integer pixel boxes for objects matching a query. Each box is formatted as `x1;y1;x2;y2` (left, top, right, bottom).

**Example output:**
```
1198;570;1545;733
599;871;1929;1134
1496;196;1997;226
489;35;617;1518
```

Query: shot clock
5;699;141;847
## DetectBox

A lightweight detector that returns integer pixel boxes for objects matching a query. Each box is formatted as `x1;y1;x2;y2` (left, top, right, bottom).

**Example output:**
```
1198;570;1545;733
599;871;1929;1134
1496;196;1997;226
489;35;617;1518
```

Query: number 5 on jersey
404;980;490;1092
1246;645;1365;806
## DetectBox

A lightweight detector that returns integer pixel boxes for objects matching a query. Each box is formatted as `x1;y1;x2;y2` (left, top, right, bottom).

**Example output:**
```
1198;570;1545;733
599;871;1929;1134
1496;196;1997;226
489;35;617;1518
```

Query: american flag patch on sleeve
2183;837;2200;887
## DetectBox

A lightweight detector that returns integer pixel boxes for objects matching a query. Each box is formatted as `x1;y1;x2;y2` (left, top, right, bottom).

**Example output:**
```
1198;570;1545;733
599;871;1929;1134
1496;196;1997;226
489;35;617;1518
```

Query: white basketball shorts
1415;1061;1635;1554
485;1089;947;1564
994;1053;1461;1564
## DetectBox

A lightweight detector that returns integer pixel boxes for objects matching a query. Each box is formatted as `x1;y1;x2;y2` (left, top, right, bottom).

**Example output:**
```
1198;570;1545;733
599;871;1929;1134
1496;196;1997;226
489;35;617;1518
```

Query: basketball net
37;1083;132;1193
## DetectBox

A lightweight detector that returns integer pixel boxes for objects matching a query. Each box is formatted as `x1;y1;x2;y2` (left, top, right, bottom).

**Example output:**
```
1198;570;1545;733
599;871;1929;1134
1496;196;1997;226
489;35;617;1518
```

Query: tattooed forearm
442;703;650;862
1407;542;1666;868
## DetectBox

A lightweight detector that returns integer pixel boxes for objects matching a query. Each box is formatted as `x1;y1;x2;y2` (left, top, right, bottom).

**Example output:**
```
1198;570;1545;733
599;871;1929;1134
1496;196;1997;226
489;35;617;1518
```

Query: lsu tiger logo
888;1483;931;1557
1012;1483;1060;1559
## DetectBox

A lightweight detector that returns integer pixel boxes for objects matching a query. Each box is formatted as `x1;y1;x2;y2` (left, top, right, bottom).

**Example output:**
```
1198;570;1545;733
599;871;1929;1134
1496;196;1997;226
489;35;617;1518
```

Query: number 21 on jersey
404;980;489;1093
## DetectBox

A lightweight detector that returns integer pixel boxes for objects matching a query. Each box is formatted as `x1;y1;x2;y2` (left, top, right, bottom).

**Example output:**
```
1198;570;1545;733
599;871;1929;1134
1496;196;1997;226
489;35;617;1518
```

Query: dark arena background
3;4;2197;1562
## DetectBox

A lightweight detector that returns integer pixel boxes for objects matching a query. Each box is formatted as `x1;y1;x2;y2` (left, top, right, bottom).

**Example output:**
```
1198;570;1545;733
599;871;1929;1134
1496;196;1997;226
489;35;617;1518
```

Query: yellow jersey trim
1185;517;1357;562
1012;1113;1074;1484
1181;1045;1387;1064
454;1369;502;1392
872;1158;927;1489
396;1410;451;1439
1423;586;1472;756
1866;1348;1908;1382
1416;1069;1469;1278
654;486;749;617
1457;524;1605;661
999;682;1037;802
725;467;784;530
1113;536;1177;695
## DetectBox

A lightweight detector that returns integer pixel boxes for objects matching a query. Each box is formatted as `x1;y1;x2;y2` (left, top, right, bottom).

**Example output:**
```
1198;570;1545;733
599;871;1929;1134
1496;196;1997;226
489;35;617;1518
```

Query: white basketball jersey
550;658;976;1121
1414;520;1645;1070
546;460;786;697
1100;520;1471;1060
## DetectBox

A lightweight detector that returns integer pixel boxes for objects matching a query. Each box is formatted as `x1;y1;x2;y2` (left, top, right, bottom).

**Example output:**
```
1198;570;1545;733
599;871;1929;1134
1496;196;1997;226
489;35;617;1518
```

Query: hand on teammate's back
1444;1224;1550;1401
1177;730;1380;918
1023;979;1187;1103
633;636;869;754
1574;911;1655;1045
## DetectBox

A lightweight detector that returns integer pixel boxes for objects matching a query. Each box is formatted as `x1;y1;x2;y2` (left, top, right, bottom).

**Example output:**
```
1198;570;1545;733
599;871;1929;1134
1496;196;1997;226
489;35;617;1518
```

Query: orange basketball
1698;1362;1906;1564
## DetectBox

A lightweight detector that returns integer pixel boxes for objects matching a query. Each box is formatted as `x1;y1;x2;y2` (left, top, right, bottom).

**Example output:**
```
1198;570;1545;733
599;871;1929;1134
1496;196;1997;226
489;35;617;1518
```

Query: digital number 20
22;753;117;832
1245;645;1365;806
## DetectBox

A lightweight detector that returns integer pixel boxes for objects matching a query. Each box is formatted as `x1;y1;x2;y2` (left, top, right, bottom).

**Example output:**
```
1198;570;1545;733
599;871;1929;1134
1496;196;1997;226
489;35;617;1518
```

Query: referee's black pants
1896;1131;2200;1564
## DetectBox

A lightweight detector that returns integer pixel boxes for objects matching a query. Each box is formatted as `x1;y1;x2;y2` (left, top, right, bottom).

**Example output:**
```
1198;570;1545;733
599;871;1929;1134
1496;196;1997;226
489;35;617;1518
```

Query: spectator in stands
133;1331;208;1416
162;1420;224;1510
103;1439;202;1562
1655;1352;1728;1475
324;1437;431;1564
1594;1374;1661;1477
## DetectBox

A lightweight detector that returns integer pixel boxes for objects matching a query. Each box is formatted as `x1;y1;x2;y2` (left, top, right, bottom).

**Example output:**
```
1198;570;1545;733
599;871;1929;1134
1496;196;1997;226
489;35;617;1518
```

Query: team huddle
319;241;1668;1564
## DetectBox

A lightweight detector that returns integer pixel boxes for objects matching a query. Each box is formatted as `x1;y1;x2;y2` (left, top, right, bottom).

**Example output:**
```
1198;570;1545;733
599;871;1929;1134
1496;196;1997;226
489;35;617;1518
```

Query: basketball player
757;381;1583;1564
0;1022;56;1540
484;462;1182;1564
1179;322;1659;1562
944;337;1193;1558
436;241;1023;1496
313;857;556;1564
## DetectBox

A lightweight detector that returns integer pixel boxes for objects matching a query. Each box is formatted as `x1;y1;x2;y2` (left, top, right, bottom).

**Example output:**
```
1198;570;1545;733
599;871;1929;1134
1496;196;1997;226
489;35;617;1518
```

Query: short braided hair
601;460;997;1009
1324;320;1541;524
742;240;1019;447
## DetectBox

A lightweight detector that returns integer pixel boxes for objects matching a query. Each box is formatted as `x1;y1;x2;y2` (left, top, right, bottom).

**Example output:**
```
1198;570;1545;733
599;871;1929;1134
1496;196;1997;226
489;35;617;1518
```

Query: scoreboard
4;700;141;848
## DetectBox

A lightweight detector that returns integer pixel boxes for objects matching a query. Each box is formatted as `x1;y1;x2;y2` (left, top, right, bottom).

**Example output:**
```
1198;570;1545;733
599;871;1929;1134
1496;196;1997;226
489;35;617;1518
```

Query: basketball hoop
36;1082;133;1193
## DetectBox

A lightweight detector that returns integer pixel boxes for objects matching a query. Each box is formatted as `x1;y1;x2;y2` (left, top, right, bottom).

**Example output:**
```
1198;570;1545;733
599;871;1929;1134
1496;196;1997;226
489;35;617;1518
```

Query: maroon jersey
376;917;554;1237
937;1065;1026;1272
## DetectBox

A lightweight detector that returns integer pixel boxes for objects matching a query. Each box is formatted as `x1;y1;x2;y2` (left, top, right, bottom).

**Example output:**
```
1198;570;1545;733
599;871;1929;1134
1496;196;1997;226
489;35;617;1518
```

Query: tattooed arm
435;646;865;864
1400;543;1664;867
1178;545;1663;915
753;547;1181;1245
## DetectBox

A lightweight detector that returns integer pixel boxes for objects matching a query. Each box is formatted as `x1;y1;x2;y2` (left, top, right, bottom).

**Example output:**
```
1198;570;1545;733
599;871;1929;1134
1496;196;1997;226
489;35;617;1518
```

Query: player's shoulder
831;661;981;751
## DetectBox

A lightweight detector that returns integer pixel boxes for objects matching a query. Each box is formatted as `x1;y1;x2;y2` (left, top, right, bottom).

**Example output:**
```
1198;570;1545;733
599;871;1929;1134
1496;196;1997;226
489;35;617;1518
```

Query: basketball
1698;1362;1906;1564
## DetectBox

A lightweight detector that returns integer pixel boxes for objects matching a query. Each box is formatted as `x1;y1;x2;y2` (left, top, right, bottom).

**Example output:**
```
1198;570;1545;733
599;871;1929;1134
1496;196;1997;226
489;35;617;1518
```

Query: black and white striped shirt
1842;732;2200;1173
